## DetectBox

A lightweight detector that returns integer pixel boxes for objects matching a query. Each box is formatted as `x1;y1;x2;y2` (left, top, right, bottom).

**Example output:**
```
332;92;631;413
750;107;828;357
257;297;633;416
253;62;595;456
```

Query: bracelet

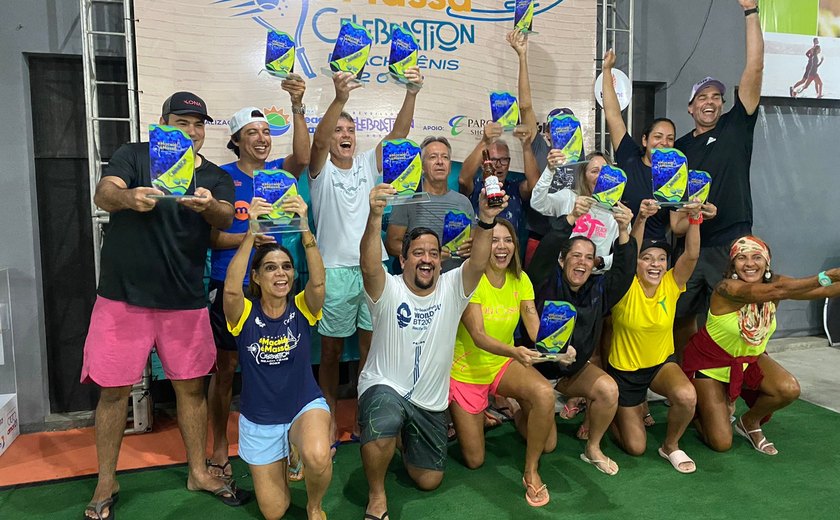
744;7;758;16
688;214;703;225
303;239;317;249
477;218;496;230
291;103;306;115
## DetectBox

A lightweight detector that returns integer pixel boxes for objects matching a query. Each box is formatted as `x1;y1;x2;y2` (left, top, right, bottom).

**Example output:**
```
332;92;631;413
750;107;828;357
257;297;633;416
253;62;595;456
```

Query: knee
259;497;290;520
462;451;485;470
319;344;343;364
99;386;132;405
777;377;801;403
706;434;733;453
624;441;646;457
532;384;556;412
301;442;332;473
594;377;619;406
414;472;444;491
671;384;697;410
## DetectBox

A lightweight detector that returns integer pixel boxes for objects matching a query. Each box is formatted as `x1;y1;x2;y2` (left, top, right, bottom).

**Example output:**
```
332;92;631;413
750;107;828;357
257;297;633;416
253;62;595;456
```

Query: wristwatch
291;104;306;115
818;271;833;287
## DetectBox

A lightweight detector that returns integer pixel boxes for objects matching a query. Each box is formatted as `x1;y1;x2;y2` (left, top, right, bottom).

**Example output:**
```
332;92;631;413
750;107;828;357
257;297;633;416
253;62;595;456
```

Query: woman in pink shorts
449;219;574;508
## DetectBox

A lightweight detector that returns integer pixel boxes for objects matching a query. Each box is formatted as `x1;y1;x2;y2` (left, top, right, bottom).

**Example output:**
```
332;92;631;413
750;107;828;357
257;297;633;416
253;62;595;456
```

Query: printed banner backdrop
134;0;597;169
761;0;840;99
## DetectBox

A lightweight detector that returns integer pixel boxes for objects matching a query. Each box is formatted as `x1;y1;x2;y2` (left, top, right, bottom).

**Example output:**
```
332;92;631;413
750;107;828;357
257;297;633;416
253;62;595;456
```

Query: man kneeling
357;183;506;519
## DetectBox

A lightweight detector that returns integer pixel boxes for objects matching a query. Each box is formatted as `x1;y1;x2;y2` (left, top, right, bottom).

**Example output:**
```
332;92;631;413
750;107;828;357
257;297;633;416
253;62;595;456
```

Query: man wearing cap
673;0;764;351
308;68;424;446
81;92;244;519
205;76;310;480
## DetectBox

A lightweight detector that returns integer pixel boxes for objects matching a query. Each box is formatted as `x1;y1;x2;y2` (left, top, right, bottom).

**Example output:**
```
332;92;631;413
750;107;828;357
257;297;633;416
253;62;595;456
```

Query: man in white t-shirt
358;183;507;520
308;69;424;443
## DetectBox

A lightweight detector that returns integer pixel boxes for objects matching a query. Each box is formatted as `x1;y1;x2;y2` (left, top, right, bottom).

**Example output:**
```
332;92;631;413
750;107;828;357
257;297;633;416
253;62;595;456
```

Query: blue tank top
229;292;322;424
210;158;285;283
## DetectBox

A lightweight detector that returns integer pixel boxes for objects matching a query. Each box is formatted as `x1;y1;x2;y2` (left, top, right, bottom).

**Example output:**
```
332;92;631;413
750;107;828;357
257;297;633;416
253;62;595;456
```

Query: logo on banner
212;0;567;80
448;115;466;136
263;106;291;136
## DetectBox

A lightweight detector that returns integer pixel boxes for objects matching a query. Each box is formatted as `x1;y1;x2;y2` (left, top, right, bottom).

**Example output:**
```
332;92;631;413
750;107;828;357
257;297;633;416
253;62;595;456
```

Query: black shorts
675;245;730;319
607;356;675;407
208;278;239;352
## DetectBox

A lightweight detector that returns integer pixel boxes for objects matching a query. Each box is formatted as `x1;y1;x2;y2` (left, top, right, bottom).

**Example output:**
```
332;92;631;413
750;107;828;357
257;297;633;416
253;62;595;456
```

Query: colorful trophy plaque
549;113;584;165
264;30;295;78
535;301;577;359
253;169;305;234
388;25;420;88
490;91;520;131
514;0;538;35
380;139;430;206
322;21;372;84
651;148;688;207
442;210;472;258
592;165;627;209
687;170;711;204
148;124;196;199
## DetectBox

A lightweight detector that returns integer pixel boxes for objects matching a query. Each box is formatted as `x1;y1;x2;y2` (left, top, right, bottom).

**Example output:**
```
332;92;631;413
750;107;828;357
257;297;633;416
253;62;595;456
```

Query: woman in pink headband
682;235;840;455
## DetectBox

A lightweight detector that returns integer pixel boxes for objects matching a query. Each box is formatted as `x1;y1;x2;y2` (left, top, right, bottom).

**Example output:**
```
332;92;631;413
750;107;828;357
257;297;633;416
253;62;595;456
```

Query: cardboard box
0;393;19;457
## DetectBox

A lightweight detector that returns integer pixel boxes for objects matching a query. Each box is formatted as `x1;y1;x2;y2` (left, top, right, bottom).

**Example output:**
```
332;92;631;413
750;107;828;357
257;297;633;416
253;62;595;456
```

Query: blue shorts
238;397;330;466
318;266;373;337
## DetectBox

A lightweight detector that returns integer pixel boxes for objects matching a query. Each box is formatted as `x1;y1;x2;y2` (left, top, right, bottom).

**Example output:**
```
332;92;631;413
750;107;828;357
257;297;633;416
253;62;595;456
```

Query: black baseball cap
640;238;671;258
161;91;213;122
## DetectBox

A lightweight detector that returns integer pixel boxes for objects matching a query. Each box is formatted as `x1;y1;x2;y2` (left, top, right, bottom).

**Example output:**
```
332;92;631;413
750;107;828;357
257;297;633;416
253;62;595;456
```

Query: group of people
80;1;840;519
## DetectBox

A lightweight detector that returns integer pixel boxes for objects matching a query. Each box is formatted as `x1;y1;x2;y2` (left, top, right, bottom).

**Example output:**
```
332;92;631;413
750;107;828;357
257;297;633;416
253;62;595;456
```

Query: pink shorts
448;359;513;414
81;296;215;387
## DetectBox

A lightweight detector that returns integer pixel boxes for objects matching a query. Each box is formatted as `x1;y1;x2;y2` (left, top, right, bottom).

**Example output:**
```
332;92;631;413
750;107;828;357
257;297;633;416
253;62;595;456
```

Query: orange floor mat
0;399;358;488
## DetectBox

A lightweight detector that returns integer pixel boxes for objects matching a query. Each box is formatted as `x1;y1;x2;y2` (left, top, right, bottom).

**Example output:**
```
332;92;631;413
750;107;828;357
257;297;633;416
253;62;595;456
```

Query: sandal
521;476;549;507
288;444;304;482
643;413;655;427
734;417;778;455
205;458;233;482
657;447;696;474
189;480;251;507
576;424;589;441
559;398;585;420
84;492;119;520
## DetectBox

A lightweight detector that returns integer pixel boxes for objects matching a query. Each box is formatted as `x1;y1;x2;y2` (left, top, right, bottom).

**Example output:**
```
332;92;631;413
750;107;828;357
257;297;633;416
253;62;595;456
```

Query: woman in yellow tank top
683;236;840;455
606;199;703;473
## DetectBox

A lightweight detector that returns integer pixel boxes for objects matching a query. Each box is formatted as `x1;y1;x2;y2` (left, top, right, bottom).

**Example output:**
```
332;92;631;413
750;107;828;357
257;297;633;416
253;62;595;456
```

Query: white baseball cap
229;106;268;135
689;77;726;104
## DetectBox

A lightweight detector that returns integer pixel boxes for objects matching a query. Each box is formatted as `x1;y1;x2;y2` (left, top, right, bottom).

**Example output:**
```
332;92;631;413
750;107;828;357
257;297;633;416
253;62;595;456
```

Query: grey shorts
358;384;448;471
676;245;730;318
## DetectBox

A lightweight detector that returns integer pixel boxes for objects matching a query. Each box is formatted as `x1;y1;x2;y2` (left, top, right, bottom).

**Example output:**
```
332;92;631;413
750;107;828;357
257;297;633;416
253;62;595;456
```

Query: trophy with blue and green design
687;169;711;204
592;165;627;210
442;210;472;259
148;124;196;199
490;91;520;131
388;25;420;88
651;148;688;207
379;138;430;206
322;20;372;84
549;113;584;167
252;169;305;234
264;30;295;78
535;301;576;359
514;0;538;35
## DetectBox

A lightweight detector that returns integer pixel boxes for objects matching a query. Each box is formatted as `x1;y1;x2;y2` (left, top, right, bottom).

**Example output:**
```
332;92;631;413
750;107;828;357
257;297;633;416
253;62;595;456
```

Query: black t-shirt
615;134;670;241
675;95;758;246
97;142;235;309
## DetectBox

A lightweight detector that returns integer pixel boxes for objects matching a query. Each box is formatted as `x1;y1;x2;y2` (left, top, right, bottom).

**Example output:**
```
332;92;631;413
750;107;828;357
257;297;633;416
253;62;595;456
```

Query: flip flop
288;444;304;482
330;440;342;462
84;492;119;520
643;413;655;427
205;458;233;482
734;417;778;455
576;424;590;441
363;511;390;520
658;447;696;474
521;476;550;507
579;453;619;475
191;480;251;507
